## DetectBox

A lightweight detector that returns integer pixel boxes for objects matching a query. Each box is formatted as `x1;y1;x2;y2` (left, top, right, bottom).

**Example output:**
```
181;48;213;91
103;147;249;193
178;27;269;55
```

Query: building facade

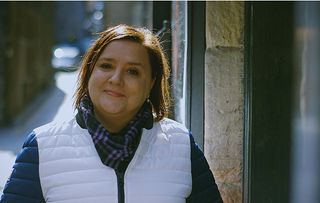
0;2;55;126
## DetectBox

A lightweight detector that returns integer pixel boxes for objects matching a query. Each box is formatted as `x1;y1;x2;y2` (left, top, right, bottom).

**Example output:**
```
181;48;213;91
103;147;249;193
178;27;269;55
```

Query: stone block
205;47;244;202
219;184;242;203
205;48;244;113
206;2;244;49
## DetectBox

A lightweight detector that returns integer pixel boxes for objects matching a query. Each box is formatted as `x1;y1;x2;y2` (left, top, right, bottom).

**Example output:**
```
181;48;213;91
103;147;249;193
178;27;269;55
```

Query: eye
99;63;113;70
127;68;139;76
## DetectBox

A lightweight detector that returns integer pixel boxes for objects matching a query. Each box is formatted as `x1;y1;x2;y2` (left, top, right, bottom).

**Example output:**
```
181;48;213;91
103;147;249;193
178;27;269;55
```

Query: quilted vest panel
35;118;192;203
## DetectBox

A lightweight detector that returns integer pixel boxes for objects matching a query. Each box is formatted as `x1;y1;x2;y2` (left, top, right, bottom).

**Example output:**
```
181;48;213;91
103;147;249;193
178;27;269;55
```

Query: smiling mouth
104;90;125;97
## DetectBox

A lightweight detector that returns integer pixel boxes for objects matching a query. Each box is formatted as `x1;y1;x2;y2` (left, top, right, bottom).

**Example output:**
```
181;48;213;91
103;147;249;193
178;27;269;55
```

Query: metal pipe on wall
291;2;320;202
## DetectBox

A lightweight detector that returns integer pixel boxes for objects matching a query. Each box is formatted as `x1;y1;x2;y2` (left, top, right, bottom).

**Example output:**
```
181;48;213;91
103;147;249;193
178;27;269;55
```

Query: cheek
126;80;148;98
88;72;99;96
87;82;94;99
88;69;104;90
88;73;95;90
142;81;154;99
88;79;93;94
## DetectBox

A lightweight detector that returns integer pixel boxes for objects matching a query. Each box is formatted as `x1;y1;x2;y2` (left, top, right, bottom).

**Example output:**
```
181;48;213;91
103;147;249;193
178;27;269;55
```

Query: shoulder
32;118;89;153
157;118;189;135
1;131;45;202
145;118;192;153
33;118;82;139
152;118;191;145
17;132;39;163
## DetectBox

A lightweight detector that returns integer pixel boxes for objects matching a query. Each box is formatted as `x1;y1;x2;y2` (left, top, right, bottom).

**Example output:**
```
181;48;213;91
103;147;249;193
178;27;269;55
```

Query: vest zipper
116;170;125;203
114;129;145;203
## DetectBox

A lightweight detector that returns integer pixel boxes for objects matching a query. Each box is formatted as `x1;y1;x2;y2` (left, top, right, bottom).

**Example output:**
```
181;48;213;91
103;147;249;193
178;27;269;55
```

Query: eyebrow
97;57;143;67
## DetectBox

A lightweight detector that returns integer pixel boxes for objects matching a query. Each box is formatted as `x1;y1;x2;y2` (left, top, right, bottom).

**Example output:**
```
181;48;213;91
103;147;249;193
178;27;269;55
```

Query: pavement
0;70;79;195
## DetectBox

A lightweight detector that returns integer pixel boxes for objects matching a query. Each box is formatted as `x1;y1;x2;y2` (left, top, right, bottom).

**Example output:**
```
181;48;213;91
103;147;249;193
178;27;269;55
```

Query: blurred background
1;2;320;203
0;1;154;128
0;0;156;196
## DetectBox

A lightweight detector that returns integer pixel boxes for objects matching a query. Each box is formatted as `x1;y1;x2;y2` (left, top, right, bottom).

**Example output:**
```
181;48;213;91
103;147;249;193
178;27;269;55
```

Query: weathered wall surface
205;2;244;202
0;2;55;126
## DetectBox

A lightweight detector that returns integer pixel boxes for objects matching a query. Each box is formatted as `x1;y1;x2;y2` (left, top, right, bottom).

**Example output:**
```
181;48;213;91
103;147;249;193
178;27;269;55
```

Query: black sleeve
186;133;223;203
0;132;45;203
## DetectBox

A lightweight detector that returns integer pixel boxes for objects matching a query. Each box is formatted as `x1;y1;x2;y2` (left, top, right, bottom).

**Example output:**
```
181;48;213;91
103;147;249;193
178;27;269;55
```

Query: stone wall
205;2;244;202
0;2;9;125
1;2;55;126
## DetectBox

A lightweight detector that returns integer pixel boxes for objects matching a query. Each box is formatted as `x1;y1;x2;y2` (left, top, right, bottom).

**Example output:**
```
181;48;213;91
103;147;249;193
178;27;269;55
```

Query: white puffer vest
34;118;192;203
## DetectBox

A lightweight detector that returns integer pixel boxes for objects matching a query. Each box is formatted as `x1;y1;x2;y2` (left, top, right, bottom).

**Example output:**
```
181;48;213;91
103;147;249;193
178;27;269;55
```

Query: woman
1;25;222;203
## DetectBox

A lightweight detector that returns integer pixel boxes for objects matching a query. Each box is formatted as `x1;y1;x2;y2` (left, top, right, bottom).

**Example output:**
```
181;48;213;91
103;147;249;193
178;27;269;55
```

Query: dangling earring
146;96;153;109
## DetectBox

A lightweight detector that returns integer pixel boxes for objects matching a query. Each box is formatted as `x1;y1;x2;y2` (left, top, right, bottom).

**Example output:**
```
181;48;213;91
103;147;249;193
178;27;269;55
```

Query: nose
108;69;123;85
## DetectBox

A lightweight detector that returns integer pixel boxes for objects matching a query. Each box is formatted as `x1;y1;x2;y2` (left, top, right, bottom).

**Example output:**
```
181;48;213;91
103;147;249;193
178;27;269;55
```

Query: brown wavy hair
74;24;171;122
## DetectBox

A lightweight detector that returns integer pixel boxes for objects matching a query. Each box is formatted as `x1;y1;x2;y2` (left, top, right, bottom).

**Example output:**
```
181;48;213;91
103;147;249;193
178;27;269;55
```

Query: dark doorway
244;2;294;203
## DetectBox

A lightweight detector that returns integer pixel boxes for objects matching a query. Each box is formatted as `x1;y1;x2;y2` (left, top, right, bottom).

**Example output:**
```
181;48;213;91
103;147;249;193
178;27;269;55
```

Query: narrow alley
1;2;320;202
0;70;78;195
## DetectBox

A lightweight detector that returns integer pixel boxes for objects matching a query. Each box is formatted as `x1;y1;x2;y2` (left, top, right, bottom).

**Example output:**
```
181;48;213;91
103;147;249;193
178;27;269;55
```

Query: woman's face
88;40;154;129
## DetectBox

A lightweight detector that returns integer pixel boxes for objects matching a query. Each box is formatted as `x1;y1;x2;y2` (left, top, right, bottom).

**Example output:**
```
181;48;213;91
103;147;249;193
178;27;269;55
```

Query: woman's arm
0;132;45;203
187;133;223;203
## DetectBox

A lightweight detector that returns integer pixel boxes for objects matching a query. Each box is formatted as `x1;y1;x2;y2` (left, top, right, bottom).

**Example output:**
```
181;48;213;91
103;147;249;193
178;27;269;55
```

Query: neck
94;111;137;134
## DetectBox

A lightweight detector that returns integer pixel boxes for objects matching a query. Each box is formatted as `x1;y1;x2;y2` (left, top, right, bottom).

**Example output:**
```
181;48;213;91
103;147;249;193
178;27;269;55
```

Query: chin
100;104;123;113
